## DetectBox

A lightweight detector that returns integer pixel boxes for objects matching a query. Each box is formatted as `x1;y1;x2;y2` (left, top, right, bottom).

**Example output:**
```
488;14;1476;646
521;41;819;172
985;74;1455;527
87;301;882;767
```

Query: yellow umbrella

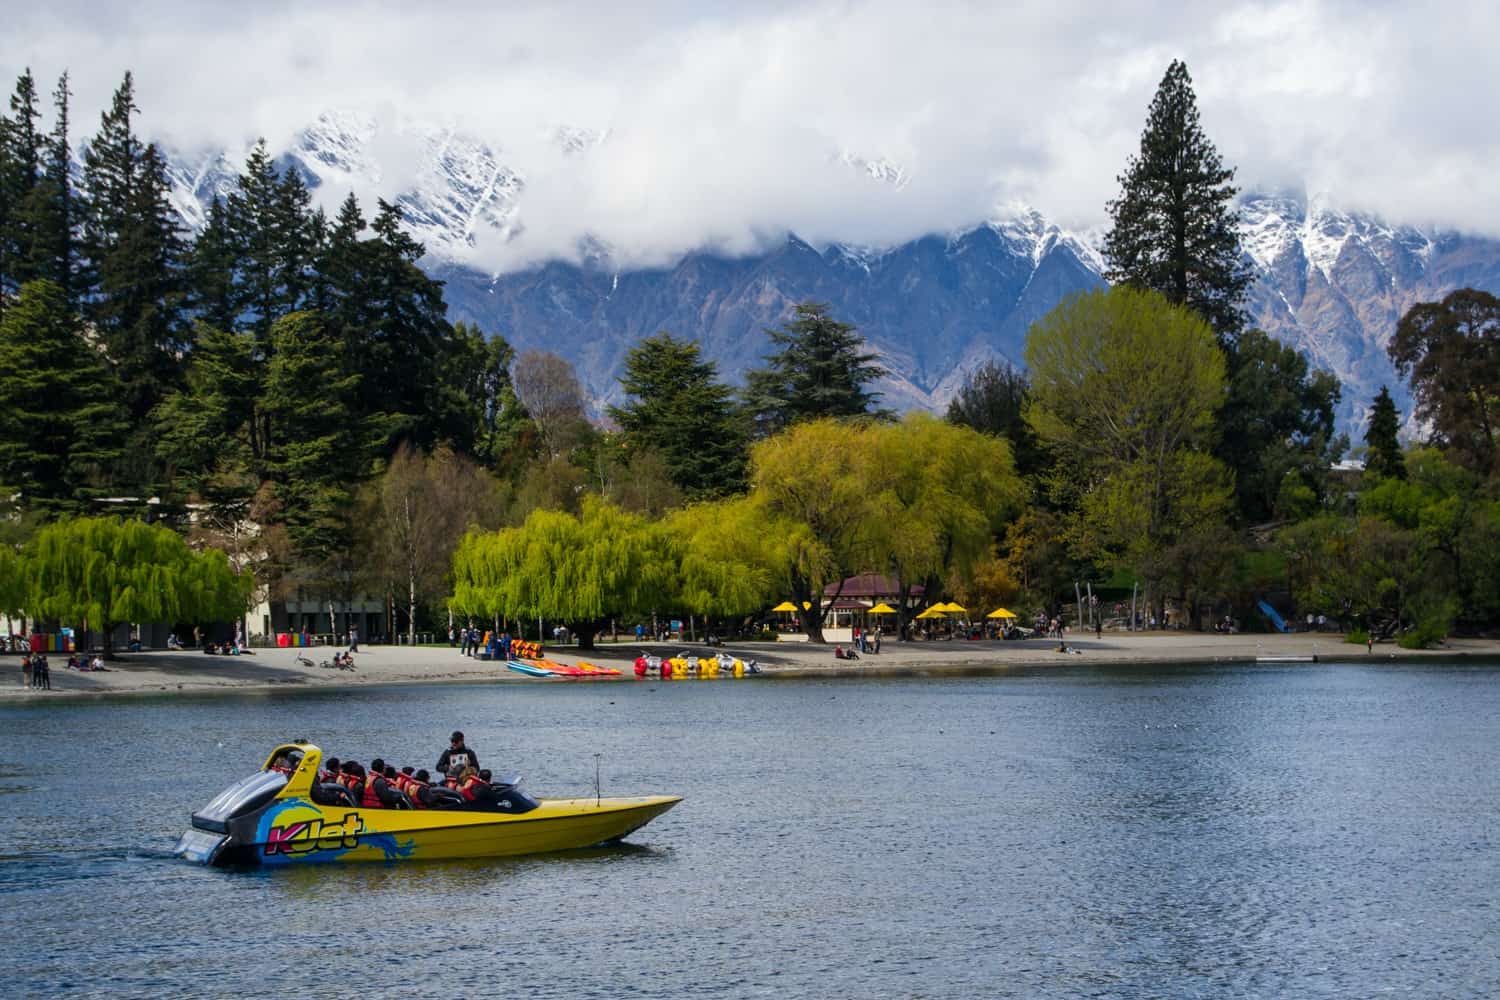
868;603;897;614
915;607;947;620
943;602;968;614
986;607;1017;619
771;601;798;612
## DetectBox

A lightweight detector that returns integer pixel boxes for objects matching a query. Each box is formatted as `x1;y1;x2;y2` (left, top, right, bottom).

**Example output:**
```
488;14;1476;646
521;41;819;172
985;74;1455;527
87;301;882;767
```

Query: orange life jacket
459;775;486;802
393;772;411;793
404;777;428;807
360;774;386;809
337;772;361;793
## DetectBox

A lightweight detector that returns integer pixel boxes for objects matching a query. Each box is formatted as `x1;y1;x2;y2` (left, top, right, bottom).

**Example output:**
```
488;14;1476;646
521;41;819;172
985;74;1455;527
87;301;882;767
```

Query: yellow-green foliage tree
450;496;671;649
749;419;882;642
0;543;21;618
866;413;1024;637
662;496;803;624
22;517;252;656
749;414;1025;642
1025;286;1232;621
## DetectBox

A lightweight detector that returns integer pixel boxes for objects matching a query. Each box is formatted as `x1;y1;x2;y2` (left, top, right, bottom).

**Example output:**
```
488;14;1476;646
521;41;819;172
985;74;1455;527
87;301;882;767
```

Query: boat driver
436;731;480;779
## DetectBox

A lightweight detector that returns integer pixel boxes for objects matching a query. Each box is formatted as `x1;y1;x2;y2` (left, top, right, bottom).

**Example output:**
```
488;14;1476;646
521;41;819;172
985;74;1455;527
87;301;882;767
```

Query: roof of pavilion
821;574;925;598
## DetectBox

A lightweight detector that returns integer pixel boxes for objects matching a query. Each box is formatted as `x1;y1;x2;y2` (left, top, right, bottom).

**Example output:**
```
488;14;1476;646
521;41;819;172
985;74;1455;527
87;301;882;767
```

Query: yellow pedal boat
175;743;681;867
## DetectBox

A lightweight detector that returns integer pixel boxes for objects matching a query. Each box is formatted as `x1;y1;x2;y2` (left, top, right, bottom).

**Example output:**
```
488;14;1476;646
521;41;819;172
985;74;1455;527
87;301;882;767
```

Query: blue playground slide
1257;599;1290;633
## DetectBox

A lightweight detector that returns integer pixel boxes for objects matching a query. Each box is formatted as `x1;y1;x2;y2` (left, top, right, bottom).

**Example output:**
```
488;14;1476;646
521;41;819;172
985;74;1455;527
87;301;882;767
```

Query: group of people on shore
276;732;502;810
18;652;111;689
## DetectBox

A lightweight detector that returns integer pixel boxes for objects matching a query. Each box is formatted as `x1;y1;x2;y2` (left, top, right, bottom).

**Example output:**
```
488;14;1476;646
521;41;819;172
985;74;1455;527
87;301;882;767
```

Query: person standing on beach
348;623;359;653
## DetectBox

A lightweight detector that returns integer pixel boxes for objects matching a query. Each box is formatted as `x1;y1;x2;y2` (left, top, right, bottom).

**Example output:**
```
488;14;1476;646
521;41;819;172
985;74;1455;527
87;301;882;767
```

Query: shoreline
4;632;1499;702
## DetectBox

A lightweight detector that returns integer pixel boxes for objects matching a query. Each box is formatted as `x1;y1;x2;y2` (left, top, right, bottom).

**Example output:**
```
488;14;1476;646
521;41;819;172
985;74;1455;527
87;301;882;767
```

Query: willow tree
451;496;671;649
0;543;21;621
867;414;1025;638
662;496;802;627
23;517;252;656
748;418;882;642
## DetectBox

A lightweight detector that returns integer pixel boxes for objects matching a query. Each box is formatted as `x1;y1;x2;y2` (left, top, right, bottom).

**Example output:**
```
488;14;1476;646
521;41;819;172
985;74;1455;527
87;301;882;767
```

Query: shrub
1398;621;1447;650
1345;629;1369;646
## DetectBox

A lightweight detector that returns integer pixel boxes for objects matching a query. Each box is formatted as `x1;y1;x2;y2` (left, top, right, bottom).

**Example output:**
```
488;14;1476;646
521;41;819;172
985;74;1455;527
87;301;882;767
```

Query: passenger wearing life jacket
404;768;435;807
361;758;402;808
633;654;649;678
456;765;490;803
337;761;363;795
318;756;342;784
394;766;415;794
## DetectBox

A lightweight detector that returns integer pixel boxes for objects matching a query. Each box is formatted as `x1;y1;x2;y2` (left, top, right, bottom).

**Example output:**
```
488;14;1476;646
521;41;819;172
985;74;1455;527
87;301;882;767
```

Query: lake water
2;660;1498;998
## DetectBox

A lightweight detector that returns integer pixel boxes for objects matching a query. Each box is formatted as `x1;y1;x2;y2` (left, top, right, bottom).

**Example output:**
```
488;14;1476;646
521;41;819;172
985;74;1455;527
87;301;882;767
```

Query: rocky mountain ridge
160;113;1500;430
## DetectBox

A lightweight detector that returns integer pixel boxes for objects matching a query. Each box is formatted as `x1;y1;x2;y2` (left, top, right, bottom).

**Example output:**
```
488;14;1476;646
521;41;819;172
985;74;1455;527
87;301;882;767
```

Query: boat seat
312;783;357;807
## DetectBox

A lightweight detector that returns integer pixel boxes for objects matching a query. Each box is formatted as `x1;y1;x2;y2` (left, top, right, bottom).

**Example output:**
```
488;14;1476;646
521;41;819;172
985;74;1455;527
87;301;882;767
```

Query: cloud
6;0;1499;271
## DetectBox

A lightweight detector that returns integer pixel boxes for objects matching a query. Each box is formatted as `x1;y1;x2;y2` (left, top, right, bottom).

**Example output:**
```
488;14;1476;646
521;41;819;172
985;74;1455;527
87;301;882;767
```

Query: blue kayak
507;660;555;678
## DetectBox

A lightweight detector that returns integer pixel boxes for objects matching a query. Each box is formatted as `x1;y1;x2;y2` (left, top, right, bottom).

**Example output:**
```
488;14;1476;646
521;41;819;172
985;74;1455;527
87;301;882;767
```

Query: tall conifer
1103;60;1251;341
610;332;748;497
1364;386;1406;481
0;280;128;512
743;301;888;437
80;72;187;440
0;69;45;311
17;72;79;302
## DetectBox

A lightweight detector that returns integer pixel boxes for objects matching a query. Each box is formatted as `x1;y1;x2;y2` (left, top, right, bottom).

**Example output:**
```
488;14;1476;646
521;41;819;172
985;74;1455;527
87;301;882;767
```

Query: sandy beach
4;630;1499;700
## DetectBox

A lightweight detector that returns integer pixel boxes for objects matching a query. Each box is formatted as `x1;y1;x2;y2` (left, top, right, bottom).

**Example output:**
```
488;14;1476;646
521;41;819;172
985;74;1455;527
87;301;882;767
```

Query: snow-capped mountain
158;115;1500;431
1235;192;1500;432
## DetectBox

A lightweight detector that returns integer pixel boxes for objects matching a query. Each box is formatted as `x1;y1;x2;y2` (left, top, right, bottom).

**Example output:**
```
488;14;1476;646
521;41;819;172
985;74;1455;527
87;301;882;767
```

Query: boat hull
189;794;681;866
175;743;681;867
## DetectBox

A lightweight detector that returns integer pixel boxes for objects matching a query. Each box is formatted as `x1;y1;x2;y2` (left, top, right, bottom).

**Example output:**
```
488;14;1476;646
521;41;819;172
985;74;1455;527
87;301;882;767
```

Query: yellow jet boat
175;743;681;867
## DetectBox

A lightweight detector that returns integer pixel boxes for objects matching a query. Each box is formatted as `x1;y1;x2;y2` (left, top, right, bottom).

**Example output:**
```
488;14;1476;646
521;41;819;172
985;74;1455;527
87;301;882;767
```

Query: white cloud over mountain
6;1;1500;272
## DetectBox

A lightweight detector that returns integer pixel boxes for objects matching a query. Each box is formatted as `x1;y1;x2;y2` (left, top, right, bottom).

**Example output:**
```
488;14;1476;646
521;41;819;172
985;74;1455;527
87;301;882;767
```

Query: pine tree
609;332;748;497
223;140;318;341
743;301;888;436
440;321;533;471
262;311;369;559
347;199;452;449
945;359;1044;478
17;72;78;302
0;69;45;312
1103;60;1251;341
1364;385;1406;481
187;196;237;331
0;280;128;513
80;73;187;436
153;324;262;490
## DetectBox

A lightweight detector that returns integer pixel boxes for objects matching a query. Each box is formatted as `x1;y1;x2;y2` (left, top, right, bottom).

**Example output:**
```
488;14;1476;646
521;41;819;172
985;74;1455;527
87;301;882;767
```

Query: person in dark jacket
360;758;403;808
436;731;480;778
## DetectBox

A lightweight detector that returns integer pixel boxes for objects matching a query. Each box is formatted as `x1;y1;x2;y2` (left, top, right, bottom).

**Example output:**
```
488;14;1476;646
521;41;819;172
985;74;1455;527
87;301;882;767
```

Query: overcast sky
6;1;1498;269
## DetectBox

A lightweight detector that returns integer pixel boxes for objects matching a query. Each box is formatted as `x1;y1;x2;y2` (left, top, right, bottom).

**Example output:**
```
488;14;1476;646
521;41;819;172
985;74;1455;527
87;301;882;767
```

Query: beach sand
3;631;1497;700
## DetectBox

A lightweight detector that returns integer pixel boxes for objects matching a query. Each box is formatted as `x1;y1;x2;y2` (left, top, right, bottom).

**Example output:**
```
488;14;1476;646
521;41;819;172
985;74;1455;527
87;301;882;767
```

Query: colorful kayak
175;743;680;867
574;660;623;676
507;660;556;677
